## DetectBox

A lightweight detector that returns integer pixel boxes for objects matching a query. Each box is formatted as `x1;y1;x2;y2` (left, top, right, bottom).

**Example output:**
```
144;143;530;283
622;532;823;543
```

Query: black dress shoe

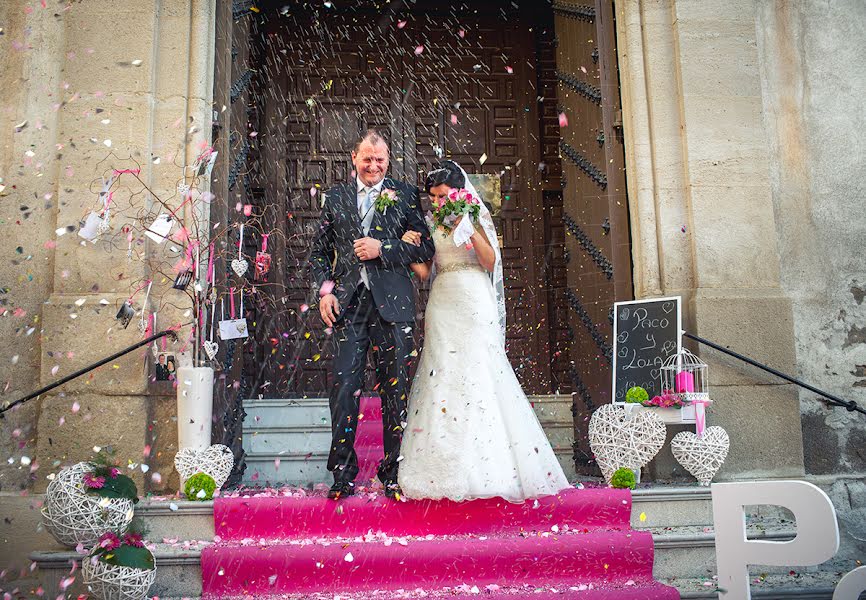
383;481;403;500
327;481;355;500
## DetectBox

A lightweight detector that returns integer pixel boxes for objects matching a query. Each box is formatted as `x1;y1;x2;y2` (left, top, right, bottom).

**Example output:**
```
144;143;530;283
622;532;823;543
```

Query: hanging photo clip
218;288;248;340
255;233;271;281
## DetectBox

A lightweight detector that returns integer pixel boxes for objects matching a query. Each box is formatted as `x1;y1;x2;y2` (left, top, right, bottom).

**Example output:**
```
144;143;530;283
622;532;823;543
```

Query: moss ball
611;467;637;490
184;472;216;501
625;386;649;404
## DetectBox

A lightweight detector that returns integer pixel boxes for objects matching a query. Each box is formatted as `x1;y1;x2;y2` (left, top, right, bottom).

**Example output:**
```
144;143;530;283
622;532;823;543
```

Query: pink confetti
310;187;317;197
71;402;80;413
559;112;569;127
458;29;466;38
274;458;281;470
300;304;309;313
397;20;407;29
505;66;514;74
450;114;458;125
243;204;253;216
319;280;335;297
414;45;425;55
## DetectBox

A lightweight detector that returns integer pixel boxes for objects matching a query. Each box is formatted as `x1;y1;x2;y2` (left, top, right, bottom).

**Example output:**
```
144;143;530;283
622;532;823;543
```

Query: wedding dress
398;225;571;502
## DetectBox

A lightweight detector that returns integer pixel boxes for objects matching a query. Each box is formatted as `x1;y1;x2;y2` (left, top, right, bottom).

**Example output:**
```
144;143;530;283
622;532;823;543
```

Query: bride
397;160;571;502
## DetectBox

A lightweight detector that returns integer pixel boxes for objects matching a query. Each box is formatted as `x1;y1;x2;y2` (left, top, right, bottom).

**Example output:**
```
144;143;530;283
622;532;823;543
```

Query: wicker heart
203;340;219;360
671;426;730;486
174;444;234;489
588;404;666;483
231;258;248;277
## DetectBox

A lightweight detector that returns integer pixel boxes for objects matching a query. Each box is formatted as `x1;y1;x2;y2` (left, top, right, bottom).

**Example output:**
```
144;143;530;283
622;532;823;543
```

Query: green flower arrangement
90;519;154;570
610;467;637;490
184;472;216;501
625;386;649;404
83;447;139;504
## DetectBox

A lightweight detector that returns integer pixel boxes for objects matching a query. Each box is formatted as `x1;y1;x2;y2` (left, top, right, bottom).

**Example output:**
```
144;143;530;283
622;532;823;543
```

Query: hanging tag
78;212;105;242
218;287;248;340
255;234;271;281
145;214;174;243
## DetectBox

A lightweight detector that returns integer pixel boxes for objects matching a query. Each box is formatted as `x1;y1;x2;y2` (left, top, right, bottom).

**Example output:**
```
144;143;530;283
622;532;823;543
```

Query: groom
310;129;435;500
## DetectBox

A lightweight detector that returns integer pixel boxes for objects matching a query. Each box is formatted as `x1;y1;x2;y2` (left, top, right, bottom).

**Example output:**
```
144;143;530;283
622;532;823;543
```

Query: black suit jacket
310;177;435;323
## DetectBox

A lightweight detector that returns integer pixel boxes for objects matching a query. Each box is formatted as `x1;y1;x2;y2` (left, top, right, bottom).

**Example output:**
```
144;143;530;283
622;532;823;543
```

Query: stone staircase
28;486;843;599
242;394;577;485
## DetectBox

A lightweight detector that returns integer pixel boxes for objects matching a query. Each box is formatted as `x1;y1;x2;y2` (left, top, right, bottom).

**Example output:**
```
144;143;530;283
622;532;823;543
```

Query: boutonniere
375;188;399;214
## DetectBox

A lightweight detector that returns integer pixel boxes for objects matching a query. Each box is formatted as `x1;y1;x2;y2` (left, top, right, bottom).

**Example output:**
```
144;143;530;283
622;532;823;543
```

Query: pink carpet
204;397;678;598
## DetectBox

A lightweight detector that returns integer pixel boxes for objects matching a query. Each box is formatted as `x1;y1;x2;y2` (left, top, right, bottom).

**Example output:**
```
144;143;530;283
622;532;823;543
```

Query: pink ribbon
112;168;141;176
261;234;269;253
207;243;215;283
127;279;152;302
694;399;710;437
230;287;236;319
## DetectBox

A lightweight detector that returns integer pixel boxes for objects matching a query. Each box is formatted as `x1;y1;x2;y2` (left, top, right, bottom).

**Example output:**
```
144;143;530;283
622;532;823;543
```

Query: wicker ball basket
82;555;156;600
41;462;134;547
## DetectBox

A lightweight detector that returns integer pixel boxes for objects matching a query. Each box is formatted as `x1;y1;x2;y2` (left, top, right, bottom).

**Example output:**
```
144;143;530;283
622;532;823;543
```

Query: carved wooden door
248;2;553;398
554;1;634;473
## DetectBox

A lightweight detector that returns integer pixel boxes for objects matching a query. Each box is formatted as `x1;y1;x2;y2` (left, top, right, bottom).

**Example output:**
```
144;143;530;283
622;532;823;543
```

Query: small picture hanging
218;287;248;340
173;270;193;290
255;233;271;281
155;352;176;382
231;223;249;277
115;301;134;329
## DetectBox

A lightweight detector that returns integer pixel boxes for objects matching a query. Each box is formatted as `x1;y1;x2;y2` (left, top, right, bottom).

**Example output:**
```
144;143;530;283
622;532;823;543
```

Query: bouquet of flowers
431;187;482;232
644;389;685;409
84;448;140;504
89;524;154;571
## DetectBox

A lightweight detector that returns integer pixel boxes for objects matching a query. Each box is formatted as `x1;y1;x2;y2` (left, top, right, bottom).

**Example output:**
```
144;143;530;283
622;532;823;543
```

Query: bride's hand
401;230;422;246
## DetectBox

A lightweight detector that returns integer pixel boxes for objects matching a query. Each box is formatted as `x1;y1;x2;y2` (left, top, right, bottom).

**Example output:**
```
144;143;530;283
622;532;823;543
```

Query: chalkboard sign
612;296;682;404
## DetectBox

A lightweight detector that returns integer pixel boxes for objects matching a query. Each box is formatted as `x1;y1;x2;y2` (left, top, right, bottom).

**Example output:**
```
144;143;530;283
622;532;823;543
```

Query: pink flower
83;473;105;489
98;532;121;551
109;467;121;478
448;189;459;201
123;533;145;548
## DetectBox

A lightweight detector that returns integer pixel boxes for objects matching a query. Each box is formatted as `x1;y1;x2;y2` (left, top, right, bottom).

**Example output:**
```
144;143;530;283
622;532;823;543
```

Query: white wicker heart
173;444;234;489
41;462;134;548
82;555;156;600
588;404;666;484
230;258;248;277
671;426;730;486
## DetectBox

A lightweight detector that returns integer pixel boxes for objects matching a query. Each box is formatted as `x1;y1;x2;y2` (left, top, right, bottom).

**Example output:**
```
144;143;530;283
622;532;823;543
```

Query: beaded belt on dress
437;262;485;274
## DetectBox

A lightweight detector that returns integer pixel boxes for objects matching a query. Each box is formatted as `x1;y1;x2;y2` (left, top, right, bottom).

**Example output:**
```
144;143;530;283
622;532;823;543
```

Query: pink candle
675;371;695;393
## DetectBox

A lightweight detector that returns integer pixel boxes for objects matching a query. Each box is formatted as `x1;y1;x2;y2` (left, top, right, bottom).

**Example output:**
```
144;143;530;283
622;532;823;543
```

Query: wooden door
246;1;553;398
554;0;634;473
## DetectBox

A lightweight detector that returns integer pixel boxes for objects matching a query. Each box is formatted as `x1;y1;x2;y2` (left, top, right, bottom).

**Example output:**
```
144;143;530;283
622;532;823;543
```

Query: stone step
134;486;717;542
244;451;331;486
29;523;800;598
243;397;330;428
243;424;333;454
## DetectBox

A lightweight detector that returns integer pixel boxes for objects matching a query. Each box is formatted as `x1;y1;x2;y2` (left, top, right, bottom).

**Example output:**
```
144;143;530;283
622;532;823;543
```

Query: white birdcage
660;348;709;404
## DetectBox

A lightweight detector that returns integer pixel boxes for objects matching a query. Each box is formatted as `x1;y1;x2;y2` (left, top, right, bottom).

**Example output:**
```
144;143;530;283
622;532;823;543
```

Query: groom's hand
319;294;340;328
353;237;382;261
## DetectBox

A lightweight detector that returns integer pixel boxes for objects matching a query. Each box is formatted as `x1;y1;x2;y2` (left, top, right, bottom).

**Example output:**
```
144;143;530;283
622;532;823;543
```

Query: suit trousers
327;285;414;485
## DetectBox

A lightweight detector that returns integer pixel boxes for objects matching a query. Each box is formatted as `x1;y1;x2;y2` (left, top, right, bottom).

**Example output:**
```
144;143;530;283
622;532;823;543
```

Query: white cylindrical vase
176;366;214;450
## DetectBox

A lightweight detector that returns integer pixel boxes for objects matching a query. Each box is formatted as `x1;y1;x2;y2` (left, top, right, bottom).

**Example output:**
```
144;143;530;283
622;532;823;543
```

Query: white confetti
479;153;487;165
169;502;179;511
344;552;354;562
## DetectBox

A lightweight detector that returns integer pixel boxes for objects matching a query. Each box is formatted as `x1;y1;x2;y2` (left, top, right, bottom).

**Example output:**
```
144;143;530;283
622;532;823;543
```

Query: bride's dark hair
424;160;465;192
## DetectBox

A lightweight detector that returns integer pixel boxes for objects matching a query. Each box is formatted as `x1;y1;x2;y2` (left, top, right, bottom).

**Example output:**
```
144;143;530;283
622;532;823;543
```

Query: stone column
617;0;804;479
28;0;216;492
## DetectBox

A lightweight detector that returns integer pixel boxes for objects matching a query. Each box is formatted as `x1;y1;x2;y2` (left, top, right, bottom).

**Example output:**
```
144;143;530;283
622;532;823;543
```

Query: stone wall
756;0;866;480
0;1;216;500
756;0;866;560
